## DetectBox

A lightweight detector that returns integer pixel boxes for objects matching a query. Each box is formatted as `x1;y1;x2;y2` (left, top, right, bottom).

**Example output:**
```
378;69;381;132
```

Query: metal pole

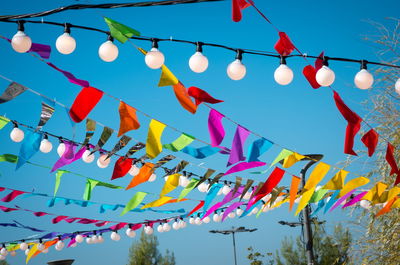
232;232;238;265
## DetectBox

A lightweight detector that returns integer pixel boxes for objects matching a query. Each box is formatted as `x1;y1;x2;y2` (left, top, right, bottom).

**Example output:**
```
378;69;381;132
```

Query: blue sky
0;0;399;264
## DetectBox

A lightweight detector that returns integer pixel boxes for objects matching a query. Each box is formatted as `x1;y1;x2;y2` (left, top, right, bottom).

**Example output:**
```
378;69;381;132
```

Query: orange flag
172;82;197;114
118;101;140;137
375;197;398;217
126;163;155;190
289;176;301;211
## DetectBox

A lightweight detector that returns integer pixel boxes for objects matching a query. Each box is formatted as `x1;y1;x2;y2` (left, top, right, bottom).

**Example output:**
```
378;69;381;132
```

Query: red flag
303;65;321;89
188;86;224;106
315;52;324;70
111;157;133;180
69;86;104;123
333;91;362;156
1;190;25;202
186;200;205;217
232;0;251;22
385;143;400;185
274;32;295;56
361;129;379;157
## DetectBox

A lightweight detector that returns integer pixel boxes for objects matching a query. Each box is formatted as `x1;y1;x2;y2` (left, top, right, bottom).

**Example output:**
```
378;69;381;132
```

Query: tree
127;230;175;265
0;261;9;265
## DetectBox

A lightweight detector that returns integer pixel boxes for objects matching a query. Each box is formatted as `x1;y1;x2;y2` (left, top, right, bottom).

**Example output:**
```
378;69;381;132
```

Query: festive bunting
69;86;104;123
282;152;305;168
224;161;266;175
118;101;140;136
274;32;296;56
385;143;400;185
172;82;197;114
26;243;38;264
295;187;316;216
36;102;55;130
232;0;250;22
289;176;300;211
46;62;90;87
363;182;387;202
329;189;356;212
146;119;166;159
154;155;176;168
167;160;189;175
323;190;341;214
111;157;133;180
54;170;69;196
120;192;147;216
309;188;328;203
178;178;200;200
28;42;51;59
160;174;181;197
185;200;205;218
342;191;368;208
240;179;254;200
338;177;369;197
203;183;223;213
16;131;42;169
104;17;140;43
187;86;224;105
375;197;397;217
91;126;114;154
270;149;293;168
163;133;195;152
303;65;321;89
82;118;96;146
158;65;179;87
83;178;122;201
232;177;242;197
0;116;10;129
181;145;220;159
126;163;155;190
333;91;362;156
107;135;131;159
0;82;28;104
195;168;215;188
125;142;146;157
227;125;250;166
1;190;25;202
222;201;245;221
208;109;225;147
322;169;348;190
361;129;379;157
247;138;273;162
208;173;225;187
304;162;330;190
51;141;82;172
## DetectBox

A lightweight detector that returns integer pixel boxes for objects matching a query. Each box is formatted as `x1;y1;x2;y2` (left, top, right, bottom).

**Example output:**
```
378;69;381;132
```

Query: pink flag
208;109;225;146
227;125;250;166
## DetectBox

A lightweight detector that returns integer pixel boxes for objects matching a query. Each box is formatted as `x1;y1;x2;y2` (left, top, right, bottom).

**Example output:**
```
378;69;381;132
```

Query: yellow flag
323;169;348;190
295;187;316;216
392;197;400;208
158;65;179;87
304;162;330;190
25;243;38;264
142;196;173;209
270;149;293;167
282;152;305;168
373;186;400;204
339;177;370;197
160;173;181;197
363;182;388;201
146;119;166;159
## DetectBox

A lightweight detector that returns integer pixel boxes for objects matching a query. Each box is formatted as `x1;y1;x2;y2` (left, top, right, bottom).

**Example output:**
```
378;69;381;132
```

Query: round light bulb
86;237;93;244
98;40;119;62
189;217;195;224
75;234;84;243
82;149;95;163
41;248;49;254
55;245;61;251
243;191;252;200
19;242;28;251
395;78;400;95
25;249;30;256
97;158;108;168
126;228;136;238
227;59;246;80
110;231;120;241
228;212;236;219
11;31;32;53
56;32;76;55
179;220;187;229
179;176;190;187
10;127;24;142
354;69;374;90
144;226;153;235
222;185;231;195
203;216;210;224
251;207;259;215
212;213;220;223
189;52;209;73
40;138;53;153
57;142;66;157
162;223;171;232
128;165;140;176
97;235;104;243
145;47;165;69
37;243;45;251
10;251;16;257
360;200;372;210
157;224;164;233
91;235;98;244
55;241;64;250
274;64;294;85
172;221;180;230
197;182;209;193
316;65;335;86
194;217;202;225
0;248;8;256
98;154;111;166
70;243;77;248
148;173;157;182
236;208;244;216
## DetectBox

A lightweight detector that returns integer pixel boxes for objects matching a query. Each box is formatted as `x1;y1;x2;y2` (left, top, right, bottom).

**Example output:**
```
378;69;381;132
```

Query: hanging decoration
187;86;223;106
118;101;140;136
227;125;250;166
208;109;225;147
0;82;28;104
69;86;104;123
145;119;166;159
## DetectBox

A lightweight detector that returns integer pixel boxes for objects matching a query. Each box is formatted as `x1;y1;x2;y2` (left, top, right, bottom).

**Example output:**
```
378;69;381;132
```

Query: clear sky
0;0;398;264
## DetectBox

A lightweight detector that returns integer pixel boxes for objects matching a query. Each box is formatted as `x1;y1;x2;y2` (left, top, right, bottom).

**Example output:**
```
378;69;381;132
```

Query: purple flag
222;201;245;221
202;186;245;220
47;62;90;87
208;109;225;146
29;42;51;59
342;191;368;208
227;125;250;166
224;161;266;175
329;189;356;212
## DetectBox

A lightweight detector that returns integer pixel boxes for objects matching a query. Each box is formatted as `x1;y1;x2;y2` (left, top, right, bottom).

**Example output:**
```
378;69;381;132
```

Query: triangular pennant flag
120;192;147;216
338;177;370;197
361;129;379;157
118;101;140;136
54;170;69;196
178;178;199;200
282;152;305;168
107;135;131;159
322;170;348;190
163;133;195;152
0;116;10;129
158;65;179;87
385;143;400;185
247;138;273;162
146;119;166;159
227;125;250;166
304;162;330;190
160;174;181;197
270;149;293;167
172;82;197;114
82;118;96;146
274;32;296;56
111;157;133;180
208;109;225;147
36;102;55;130
83;178;122;201
126;162;155;190
224;161;266;175
232;0;251;22
0;82;28;104
295;187;316;216
289;176;301;211
69;86;104;123
303;65;321;89
104;17;140;43
188;86;224;105
16;131;42;169
142;196;173;209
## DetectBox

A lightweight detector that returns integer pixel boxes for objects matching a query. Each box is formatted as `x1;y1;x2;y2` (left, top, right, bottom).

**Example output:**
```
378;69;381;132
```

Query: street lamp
209;226;257;265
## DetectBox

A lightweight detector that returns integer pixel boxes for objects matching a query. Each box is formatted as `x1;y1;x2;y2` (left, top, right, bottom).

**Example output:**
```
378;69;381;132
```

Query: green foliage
0;260;9;265
247;247;274;265
127;230;175;265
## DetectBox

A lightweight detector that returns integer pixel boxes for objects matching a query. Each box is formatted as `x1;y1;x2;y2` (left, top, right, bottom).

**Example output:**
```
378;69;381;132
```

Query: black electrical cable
0;0;224;20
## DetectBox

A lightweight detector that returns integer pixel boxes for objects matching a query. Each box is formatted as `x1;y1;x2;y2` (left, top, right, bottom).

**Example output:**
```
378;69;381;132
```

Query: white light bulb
316;65;335;86
40;138;53;153
179;220;187;229
99;40;119;62
274;64;294;85
97;158;108;168
251;207;259;215
56;32;76;55
189;217;195;224
157;224;164;233
179;176;190;187
144;226;153;235
162;223;171;232
228;212;236;219
11;31;32;53
98;154;111;166
227;59;246;80
75;234;84;243
217;188;223;196
360;200;372;210
25;249;30;256
91;235;98;244
0;248;8;256
37;243;45;251
19;243;28;251
55;245;61;251
55;241;64;250
262;205;270;212
57;142;66;157
236;208;244;216
148;173;157;182
172;221;180;230
145;47;165;69
126;228;136;238
10;127;24;142
354;69;374;90
218;212;224;222
194;217;202;225
203;216;210;224
222;185;231;195
82;149;95;163
86;237;92;244
97;235;104;243
128;165;140;176
197;182;209;193
243;191;252;200
395;78;400;95
70;243;77;248
189;52;209;73
41;248;49;254
110;231;120;241
212;213;220;223
10;251;16;257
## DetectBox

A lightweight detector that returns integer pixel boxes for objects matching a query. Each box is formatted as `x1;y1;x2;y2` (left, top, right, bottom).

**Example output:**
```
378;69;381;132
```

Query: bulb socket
195;42;203;52
235;49;243;61
322;56;329;67
151;38;159;49
107;33;114;42
17;20;25;31
63;23;72;34
360;60;368;70
280;56;287;65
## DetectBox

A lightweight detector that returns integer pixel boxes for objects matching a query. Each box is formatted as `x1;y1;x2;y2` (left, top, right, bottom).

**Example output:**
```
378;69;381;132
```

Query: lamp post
209;226;257;265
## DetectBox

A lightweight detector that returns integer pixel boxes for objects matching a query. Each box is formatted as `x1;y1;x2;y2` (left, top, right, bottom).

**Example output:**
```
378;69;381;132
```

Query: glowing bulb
243;191;252;200
25;249;30;256
236;208;244;216
316;65;335;86
179;175;190;187
91;235;98;244
0;248;8;256
179;220;187;229
56;32;76;55
172;221;180;230
86;237;93;244
75;234;84;243
10;127;24;142
203;216;210;224
98;153;111;166
99;39;119;62
110;231;120;241
126;228;136;238
97;235;104;243
395;78;400;95
212;213;220;223
222;185;231;195
228;212;236;219
11;30;32;53
189;51;208;73
128;165;140;176
162;223;171;232
40;138;53;153
360;200;372;210
274;60;294;85
145;41;164;69
57;142;66;157
197;182;209;193
55;241;64;250
227;59;246;80
19;242;28;251
157;224;164;233
10;251;16;257
37;243;45;251
82;149;95;163
144;226;153;235
354;69;374;90
194;217;202;225
148;173;157;182
189;217;195;224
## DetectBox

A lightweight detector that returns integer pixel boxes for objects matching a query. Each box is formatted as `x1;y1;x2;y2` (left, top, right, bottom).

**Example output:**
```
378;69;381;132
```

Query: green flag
0;154;18;163
163;133;195;152
54;170;70;196
83;178;123;201
0;116;10;130
178;178;199;200
104;17;140;43
120;191;147;216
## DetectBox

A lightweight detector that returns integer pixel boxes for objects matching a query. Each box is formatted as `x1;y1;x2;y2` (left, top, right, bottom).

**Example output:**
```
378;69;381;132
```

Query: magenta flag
47;62;90;87
227;125;250;166
222;201;245;221
329;189;356;212
208;109;225;146
1;190;25;202
224;161;266;175
51;141;85;172
342;191;368;208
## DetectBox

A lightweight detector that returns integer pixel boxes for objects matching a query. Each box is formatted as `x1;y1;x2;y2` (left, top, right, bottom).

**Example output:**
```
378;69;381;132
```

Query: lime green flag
163;133;195;152
54;170;70;196
0;116;10;130
178;178;199;200
83;178;123;201
104;17;140;43
0;154;18;163
120;191;147;216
